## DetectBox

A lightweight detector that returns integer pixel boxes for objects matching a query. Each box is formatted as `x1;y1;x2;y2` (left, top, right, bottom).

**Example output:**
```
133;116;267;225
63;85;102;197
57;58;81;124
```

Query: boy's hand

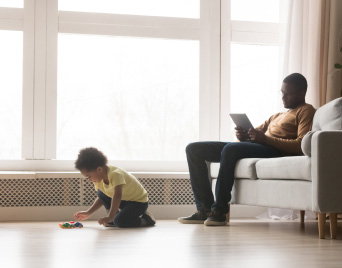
74;211;90;221
98;216;114;225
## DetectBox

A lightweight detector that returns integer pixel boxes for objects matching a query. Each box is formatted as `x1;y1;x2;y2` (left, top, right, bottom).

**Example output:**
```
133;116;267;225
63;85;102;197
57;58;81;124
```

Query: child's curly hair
75;147;108;171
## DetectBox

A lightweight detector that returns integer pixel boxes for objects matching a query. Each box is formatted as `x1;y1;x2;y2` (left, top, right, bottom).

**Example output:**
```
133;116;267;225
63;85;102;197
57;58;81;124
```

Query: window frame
0;0;281;171
0;0;220;171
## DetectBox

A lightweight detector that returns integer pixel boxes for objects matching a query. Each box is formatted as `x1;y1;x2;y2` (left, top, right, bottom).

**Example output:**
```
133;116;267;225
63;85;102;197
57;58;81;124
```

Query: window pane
0;0;23;8
0;31;23;159
230;44;281;137
231;0;280;23
57;34;199;160
58;0;200;19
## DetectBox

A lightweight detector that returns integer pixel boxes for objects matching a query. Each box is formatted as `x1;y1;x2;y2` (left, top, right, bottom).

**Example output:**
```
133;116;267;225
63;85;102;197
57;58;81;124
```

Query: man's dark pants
186;141;283;214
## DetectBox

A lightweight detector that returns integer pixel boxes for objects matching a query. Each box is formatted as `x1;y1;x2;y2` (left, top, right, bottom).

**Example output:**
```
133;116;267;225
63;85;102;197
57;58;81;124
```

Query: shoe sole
204;219;227;226
178;218;205;224
104;222;117;227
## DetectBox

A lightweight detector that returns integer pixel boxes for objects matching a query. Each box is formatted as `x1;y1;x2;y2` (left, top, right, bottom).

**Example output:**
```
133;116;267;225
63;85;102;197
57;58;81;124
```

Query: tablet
229;113;254;130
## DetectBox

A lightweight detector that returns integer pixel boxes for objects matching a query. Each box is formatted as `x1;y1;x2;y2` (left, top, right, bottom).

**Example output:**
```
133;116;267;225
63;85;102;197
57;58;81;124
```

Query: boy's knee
114;214;126;228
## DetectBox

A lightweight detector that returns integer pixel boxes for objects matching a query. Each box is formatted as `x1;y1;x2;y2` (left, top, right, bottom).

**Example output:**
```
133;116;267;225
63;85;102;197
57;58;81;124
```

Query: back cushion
302;97;342;156
312;97;342;131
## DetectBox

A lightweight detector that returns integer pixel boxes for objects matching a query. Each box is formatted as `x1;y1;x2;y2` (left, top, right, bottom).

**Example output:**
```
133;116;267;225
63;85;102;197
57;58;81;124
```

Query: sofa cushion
312;97;342;131
302;97;342;156
256;156;311;181
210;158;262;180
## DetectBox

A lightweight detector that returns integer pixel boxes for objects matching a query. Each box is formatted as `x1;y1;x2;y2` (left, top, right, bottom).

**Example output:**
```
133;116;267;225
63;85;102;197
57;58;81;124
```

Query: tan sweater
257;103;316;155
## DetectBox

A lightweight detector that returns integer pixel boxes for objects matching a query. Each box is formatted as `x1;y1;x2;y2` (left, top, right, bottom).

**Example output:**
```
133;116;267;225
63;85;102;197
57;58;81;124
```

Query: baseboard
149;205;268;219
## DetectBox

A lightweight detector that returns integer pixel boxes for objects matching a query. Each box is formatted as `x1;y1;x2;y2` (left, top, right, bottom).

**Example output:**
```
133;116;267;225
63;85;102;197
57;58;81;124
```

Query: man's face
281;83;305;109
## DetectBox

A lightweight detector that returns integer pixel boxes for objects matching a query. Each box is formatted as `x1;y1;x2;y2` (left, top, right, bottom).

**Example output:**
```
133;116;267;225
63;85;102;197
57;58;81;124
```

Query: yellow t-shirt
94;165;148;203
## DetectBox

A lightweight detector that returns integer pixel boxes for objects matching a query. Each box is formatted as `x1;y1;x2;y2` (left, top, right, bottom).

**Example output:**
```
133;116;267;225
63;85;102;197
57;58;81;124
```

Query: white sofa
209;97;342;239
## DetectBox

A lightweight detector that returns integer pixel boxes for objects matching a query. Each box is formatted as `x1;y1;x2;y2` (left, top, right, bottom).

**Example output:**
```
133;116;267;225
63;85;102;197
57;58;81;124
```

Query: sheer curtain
320;0;342;104
265;0;342;220
282;0;342;107
282;0;322;108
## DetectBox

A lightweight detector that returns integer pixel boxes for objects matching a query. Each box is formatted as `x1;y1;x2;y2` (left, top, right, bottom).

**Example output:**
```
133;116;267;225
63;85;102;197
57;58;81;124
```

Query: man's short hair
283;73;308;92
75;147;108;171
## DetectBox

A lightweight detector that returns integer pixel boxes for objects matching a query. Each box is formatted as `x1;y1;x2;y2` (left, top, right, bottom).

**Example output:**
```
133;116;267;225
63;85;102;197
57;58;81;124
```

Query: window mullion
45;0;58;159
199;0;221;141
21;0;35;159
32;0;47;159
220;0;232;141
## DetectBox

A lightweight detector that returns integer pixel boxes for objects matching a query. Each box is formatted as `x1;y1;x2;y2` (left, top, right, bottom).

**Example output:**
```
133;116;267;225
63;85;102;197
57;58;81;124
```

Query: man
178;73;316;226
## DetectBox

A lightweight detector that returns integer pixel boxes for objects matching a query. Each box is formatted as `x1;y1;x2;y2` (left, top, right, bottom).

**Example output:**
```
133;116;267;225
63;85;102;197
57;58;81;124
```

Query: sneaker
204;211;227;226
142;211;156;226
178;210;210;224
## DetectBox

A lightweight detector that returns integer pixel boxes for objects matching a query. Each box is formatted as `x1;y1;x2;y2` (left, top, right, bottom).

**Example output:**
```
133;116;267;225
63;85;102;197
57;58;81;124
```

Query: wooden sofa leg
318;213;326;239
226;203;231;223
300;210;305;223
330;213;338;239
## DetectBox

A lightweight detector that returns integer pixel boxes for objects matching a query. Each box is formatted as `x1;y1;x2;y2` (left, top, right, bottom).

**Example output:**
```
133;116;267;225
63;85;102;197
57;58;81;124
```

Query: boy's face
80;167;105;182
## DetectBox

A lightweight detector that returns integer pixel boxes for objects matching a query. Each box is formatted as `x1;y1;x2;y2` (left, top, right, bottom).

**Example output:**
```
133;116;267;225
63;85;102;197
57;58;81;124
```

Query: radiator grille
0;177;194;207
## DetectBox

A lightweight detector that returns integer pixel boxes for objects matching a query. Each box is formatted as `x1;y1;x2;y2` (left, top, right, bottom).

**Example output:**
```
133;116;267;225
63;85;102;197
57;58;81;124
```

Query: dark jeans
186;141;283;214
97;190;148;228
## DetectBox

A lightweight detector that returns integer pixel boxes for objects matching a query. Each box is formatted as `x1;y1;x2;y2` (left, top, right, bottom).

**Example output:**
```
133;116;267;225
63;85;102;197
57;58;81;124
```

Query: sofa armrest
311;130;342;212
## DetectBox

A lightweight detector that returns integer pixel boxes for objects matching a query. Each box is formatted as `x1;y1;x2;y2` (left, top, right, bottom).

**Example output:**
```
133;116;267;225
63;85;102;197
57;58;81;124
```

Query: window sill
0;160;189;173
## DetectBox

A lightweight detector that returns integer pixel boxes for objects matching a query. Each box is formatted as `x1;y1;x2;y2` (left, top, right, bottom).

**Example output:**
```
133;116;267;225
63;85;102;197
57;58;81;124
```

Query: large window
0;31;23;159
224;0;282;141
0;2;24;160
230;44;280;128
57;35;199;160
0;0;284;171
55;0;201;163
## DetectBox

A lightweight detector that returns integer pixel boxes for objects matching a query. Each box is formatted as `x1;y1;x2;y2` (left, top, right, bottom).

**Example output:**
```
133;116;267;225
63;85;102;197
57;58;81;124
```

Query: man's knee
221;142;242;158
185;142;200;156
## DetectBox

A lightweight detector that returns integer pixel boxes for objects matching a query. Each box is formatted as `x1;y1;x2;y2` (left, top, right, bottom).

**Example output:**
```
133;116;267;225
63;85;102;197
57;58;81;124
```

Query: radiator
0;175;194;207
0;172;196;220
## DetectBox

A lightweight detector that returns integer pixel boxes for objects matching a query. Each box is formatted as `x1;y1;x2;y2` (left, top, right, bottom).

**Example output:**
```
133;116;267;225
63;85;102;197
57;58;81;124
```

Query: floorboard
1;219;342;268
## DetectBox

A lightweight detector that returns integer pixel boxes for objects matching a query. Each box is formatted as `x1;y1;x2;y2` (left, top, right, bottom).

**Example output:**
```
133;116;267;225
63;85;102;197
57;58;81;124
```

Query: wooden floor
1;219;342;268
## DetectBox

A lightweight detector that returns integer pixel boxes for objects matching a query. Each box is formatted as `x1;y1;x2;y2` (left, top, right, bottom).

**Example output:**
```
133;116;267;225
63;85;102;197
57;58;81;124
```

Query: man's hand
98;216;114;225
235;126;249;141
248;128;267;143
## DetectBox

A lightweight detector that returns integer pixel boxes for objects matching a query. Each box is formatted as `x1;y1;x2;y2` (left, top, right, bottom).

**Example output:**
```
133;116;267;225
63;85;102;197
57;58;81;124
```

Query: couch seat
210;156;311;182
256;156;311;181
210;158;262;179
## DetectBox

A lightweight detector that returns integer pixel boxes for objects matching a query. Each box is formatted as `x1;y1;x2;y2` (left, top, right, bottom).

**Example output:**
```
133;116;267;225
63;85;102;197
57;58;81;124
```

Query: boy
74;147;156;228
